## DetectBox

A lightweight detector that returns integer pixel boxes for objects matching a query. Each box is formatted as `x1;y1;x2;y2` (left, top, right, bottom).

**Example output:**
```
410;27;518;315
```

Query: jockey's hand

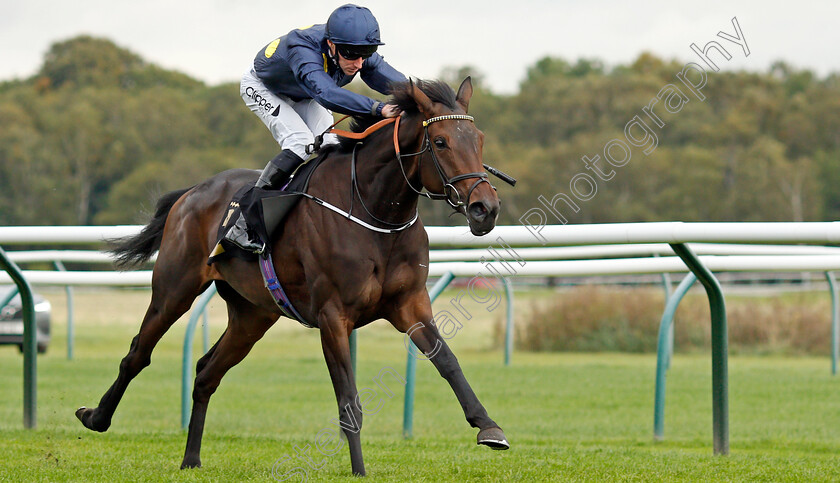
381;104;401;118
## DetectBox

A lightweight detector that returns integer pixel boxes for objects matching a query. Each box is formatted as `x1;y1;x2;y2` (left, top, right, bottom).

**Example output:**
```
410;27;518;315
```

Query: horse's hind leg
181;282;275;469
75;262;207;432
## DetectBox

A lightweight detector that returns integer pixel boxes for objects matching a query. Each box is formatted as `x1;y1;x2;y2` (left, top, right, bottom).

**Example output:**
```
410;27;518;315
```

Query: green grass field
1;288;840;481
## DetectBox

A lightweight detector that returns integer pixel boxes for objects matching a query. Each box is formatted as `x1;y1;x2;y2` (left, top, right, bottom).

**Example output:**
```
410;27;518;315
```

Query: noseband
396;114;493;209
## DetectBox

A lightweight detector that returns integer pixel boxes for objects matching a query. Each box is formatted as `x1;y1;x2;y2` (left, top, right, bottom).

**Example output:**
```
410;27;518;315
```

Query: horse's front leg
319;308;366;476
389;291;510;449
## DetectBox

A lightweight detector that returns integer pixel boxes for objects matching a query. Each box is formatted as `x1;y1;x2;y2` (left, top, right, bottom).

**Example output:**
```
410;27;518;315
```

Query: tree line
1;36;838;227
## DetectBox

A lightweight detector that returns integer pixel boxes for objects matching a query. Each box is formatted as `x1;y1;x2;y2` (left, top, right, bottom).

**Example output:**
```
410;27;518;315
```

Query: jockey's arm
381;104;401;118
299;68;383;116
359;53;408;96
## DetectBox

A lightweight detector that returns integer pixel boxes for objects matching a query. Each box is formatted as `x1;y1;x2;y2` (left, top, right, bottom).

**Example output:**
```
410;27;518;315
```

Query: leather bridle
312;112;496;233
393;114;493;209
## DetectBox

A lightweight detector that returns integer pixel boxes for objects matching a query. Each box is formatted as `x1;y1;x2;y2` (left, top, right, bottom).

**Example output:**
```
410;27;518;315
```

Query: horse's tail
108;186;194;270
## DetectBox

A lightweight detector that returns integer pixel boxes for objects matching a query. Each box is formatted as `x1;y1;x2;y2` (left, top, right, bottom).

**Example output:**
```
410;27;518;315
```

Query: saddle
208;154;326;264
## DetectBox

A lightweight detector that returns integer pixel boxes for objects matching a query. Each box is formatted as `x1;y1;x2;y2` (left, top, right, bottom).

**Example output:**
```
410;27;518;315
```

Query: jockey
225;4;407;252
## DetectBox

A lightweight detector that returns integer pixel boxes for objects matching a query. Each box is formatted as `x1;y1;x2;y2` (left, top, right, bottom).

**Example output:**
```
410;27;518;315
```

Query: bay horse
75;77;509;476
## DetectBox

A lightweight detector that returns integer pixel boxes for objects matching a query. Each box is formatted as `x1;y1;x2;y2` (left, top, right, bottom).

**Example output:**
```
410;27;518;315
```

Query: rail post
349;330;358;375
502;277;514;366
0;246;37;428
670;243;728;455
53;261;75;360
181;284;218;430
655;253;675;371
827;272;838;375
653;272;697;441
403;271;455;439
202;307;210;355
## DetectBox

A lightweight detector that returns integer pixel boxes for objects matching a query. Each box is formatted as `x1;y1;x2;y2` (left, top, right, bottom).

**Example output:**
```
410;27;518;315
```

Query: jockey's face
328;41;365;76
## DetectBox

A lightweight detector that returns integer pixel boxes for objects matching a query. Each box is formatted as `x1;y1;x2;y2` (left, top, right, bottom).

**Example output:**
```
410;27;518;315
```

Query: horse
75;77;509;476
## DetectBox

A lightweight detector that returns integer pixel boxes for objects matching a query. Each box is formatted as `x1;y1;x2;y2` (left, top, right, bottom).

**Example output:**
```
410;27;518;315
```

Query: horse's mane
332;79;457;152
390;79;458;114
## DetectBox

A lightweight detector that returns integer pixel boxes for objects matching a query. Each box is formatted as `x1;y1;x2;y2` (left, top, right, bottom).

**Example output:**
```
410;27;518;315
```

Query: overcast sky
2;0;838;94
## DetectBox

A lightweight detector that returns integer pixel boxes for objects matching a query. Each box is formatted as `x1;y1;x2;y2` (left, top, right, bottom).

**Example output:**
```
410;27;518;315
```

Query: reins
327;115;398;140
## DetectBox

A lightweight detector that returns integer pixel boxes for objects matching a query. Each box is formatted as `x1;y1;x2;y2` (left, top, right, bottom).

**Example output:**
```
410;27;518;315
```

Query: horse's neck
351;124;423;225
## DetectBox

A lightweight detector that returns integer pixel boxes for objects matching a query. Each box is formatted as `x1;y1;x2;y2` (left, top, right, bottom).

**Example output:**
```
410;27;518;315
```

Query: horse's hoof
75;406;110;432
180;459;202;470
477;427;510;450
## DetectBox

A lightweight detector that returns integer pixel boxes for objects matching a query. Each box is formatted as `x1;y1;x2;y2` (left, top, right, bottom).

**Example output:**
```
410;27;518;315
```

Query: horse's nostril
468;202;488;221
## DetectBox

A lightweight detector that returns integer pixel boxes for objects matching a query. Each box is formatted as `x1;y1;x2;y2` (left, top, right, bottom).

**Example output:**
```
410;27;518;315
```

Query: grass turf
1;288;839;481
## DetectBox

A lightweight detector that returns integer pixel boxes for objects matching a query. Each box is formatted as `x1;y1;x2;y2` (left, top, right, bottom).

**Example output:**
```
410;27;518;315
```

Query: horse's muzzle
467;199;499;236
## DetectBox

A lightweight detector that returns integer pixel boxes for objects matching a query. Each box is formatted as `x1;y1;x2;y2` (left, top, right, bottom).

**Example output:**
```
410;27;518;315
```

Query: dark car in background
0;286;51;353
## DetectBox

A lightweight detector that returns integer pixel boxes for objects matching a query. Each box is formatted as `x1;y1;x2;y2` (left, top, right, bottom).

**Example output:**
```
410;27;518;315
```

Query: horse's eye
434;137;447;149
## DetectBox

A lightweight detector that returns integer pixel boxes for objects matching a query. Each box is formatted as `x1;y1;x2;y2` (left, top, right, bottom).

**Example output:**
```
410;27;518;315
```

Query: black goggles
335;44;377;60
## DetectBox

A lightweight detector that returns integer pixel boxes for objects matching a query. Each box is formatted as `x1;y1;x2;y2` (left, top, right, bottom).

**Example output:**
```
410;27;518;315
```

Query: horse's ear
456;76;473;113
409;78;435;117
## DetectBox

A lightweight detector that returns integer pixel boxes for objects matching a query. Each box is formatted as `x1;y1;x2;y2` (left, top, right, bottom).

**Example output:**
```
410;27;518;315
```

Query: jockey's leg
220;69;314;253
221;149;305;253
240;68;313;187
294;99;339;149
255;149;304;190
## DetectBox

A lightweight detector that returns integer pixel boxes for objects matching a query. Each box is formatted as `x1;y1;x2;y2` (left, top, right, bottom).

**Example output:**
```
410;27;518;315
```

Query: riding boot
255;149;305;189
223;213;264;253
221;150;305;253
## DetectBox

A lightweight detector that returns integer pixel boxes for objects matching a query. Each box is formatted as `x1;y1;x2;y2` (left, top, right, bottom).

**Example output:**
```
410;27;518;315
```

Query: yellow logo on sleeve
264;39;281;58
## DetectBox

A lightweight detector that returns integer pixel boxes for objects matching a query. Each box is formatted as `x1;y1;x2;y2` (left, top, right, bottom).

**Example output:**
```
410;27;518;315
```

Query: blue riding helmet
326;4;386;46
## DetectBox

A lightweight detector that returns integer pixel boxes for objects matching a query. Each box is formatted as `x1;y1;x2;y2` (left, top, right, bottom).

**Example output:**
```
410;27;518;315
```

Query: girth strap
258;253;316;328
